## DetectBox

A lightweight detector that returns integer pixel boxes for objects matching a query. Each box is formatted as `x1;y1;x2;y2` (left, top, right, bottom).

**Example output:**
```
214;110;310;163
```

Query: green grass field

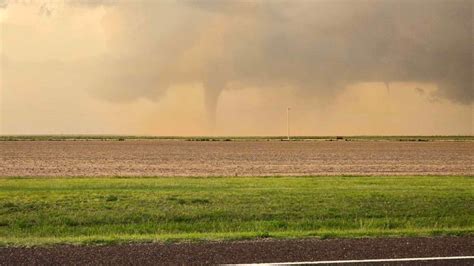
0;176;472;246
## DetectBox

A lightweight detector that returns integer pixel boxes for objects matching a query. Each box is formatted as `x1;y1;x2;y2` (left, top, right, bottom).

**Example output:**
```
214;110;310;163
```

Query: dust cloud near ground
0;141;472;177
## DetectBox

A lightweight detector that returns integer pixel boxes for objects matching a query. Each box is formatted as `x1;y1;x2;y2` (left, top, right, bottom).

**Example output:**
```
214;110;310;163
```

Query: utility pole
287;107;291;140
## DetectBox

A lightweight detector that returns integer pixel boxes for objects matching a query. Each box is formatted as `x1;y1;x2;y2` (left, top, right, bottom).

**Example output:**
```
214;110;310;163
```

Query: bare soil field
0;141;472;177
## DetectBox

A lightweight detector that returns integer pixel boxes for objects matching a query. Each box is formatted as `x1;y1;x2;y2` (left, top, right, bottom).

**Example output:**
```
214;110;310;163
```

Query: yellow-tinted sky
0;0;472;136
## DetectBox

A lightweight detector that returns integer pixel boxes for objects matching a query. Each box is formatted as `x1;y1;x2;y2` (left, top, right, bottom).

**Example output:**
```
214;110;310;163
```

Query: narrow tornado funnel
204;85;222;133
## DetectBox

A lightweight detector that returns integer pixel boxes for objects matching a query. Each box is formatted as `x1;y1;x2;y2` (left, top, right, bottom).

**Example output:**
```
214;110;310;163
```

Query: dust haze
0;0;472;135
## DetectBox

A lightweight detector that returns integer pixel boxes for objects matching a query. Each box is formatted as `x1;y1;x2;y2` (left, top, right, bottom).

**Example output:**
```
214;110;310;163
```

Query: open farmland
0;140;472;177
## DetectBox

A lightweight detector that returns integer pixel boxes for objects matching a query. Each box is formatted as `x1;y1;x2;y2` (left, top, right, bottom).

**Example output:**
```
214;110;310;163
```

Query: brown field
0;140;472;177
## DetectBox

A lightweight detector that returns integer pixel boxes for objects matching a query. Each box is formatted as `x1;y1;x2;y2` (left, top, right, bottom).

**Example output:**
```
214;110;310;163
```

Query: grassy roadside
0;176;472;246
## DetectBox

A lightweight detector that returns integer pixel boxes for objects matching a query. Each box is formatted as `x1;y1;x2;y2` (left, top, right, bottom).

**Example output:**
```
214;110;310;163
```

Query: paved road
1;237;473;265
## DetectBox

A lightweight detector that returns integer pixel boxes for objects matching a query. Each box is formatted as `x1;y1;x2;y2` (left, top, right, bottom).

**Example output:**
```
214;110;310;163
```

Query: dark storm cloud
3;0;473;123
94;1;472;108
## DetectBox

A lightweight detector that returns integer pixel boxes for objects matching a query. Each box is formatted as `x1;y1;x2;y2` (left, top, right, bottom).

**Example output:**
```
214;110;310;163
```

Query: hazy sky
0;0;472;136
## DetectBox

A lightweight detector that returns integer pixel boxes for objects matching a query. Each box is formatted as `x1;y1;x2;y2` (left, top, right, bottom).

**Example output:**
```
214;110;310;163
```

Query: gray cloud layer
3;0;473;124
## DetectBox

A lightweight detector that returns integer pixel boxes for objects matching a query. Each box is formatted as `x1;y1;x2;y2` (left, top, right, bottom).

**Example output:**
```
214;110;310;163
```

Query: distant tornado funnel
204;85;222;132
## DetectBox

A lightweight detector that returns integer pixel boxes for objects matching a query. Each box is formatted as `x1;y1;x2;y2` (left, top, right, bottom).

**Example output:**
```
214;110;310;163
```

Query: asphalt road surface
1;237;473;265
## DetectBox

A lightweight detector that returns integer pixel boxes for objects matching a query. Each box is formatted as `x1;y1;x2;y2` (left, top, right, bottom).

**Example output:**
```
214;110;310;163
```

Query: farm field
0;140;472;177
0;176;472;246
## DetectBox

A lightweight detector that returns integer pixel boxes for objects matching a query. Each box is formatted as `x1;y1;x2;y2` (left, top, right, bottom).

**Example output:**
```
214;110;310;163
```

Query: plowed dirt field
0;140;471;176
